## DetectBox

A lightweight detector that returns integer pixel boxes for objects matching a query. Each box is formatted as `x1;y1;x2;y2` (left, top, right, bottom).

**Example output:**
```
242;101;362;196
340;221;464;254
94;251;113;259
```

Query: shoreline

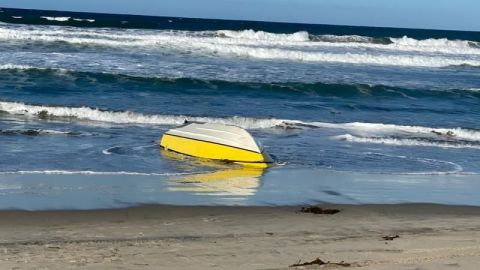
1;203;480;269
2;170;480;210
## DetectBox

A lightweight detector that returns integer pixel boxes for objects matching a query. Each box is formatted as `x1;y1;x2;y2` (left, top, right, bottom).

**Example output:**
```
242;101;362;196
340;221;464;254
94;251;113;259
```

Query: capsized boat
160;122;273;167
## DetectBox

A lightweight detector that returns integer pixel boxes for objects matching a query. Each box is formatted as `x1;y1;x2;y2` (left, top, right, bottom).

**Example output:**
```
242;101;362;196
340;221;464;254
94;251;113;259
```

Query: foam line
0;100;285;129
72;18;95;23
1;101;480;144
336;134;480;149
0;64;40;70
1;26;479;67
40;16;71;22
317;122;480;142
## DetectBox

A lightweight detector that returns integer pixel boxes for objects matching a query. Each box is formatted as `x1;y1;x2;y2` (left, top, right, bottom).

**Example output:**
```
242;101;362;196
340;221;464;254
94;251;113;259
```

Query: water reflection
161;150;265;196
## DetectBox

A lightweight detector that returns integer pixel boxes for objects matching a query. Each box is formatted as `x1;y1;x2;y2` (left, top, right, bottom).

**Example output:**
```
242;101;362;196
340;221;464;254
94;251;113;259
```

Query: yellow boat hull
160;134;271;168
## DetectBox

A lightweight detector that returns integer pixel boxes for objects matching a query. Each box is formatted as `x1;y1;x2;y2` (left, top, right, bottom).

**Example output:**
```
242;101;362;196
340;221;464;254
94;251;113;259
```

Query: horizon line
1;6;479;33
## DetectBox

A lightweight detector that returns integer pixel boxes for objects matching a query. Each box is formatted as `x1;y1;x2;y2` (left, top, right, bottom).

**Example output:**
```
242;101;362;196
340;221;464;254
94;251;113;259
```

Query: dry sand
0;204;479;269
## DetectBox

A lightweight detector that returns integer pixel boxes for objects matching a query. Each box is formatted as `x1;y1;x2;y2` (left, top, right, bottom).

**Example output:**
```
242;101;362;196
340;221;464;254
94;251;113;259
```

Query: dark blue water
0;8;479;209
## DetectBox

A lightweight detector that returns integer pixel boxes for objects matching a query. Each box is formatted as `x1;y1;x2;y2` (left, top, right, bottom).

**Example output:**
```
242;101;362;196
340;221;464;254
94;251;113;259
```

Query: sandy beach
1;3;480;270
0;204;479;269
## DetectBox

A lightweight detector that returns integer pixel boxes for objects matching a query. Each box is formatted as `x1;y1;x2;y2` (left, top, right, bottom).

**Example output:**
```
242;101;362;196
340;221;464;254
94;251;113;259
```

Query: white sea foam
0;64;67;73
203;47;480;67
390;36;480;53
37;129;73;135
315;122;480;142
312;34;378;43
361;153;464;175
40;16;71;22
0;101;285;129
218;30;310;42
72;18;95;23
336;134;480;149
0;64;39;70
102;147;114;155
0;25;479;68
219;30;480;54
217;30;480;55
1;101;480;145
404;157;463;175
11;16;22;19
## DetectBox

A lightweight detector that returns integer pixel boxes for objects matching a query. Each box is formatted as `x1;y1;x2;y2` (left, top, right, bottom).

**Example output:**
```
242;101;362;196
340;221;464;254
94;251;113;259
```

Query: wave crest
0;64;40;70
310;34;392;44
218;29;310;42
336;134;480;150
72;18;95;23
0;100;285;129
1;25;479;68
40;16;70;22
390;36;480;54
1;101;480;150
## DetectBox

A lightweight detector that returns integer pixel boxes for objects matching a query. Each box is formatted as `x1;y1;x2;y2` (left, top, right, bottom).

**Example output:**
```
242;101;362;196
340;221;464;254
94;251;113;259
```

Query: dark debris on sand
300;206;340;215
382;235;400;241
290;258;352;267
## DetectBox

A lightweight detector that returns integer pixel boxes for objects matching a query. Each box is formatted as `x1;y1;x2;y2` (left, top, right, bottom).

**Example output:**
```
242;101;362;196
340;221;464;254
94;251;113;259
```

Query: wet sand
0;204;479;269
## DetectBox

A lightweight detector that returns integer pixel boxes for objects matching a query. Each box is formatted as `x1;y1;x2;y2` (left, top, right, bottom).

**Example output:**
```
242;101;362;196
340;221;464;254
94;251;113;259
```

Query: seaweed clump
37;110;50;120
290;258;351;267
300;206;340;215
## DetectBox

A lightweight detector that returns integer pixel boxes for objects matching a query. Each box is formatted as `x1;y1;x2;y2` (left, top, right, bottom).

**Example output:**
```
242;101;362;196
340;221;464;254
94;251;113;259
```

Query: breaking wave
40;16;71;22
309;34;392;44
0;64;41;70
323;122;480;142
72;18;95;23
391;36;480;52
218;29;311;42
336;134;480;150
0;25;479;67
0;100;286;129
1;101;480;149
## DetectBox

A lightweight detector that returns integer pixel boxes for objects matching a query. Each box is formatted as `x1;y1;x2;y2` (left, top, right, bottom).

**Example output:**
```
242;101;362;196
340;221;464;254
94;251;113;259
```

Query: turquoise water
0;8;479;209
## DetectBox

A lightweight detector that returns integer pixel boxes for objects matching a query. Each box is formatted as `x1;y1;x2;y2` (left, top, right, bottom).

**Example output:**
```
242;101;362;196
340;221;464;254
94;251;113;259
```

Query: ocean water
0;8;479;209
